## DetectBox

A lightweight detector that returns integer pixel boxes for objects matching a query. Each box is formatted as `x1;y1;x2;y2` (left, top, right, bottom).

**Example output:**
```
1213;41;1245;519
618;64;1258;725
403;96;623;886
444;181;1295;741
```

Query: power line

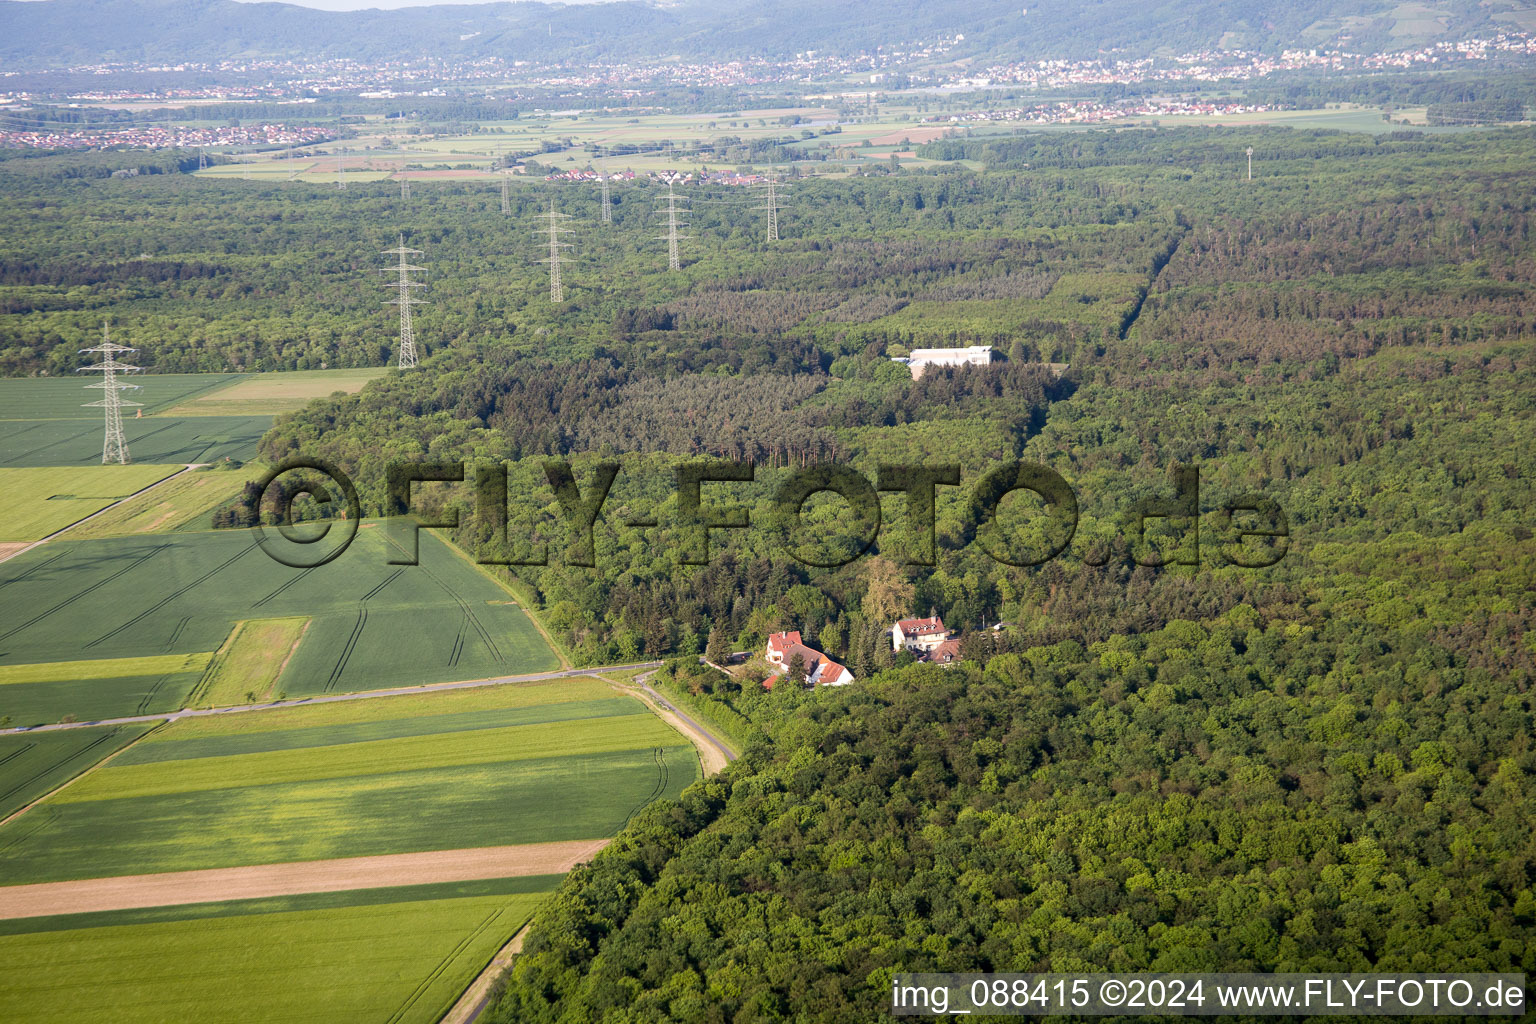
537;199;574;302
752;167;786;242
77;321;142;465
381;236;426;370
655;179;691;272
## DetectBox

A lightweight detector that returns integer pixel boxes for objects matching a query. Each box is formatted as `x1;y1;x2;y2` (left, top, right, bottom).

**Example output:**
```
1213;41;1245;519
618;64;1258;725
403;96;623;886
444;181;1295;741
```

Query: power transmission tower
753;167;784;242
198;146;207;171
537;200;573;302
501;171;512;215
381;236;426;369
400;175;411;201
656;180;690;271
600;175;611;223
336;147;346;190
77;321;142;465
1246;146;1254;180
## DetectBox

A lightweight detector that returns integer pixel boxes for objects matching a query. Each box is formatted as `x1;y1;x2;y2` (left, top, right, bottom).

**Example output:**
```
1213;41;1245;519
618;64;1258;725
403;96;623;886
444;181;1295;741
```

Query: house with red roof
892;616;950;654
763;630;854;688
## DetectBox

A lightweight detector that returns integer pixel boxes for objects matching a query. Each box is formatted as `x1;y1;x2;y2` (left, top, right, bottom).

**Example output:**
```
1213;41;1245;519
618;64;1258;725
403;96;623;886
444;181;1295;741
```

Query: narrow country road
632;669;737;766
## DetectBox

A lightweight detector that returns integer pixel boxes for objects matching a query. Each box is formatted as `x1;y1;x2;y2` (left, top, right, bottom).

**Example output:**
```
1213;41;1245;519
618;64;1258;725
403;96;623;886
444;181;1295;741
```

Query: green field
0;415;272;468
59;464;265;539
0;527;560;723
0;724;154;820
0;678;695;883
159;367;389;416
0;374;247;420
193;616;309;706
0;465;183;542
0;884;554;1024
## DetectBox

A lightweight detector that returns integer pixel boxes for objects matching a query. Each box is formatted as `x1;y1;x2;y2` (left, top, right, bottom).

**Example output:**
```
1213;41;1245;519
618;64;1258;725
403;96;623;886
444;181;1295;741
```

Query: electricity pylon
656;180;690;271
400;176;411;201
381;236;426;369
78;321;142;465
600;175;612;223
501;172;512;215
753;167;784;242
198;146;207;171
335;147;346;190
537;200;573;302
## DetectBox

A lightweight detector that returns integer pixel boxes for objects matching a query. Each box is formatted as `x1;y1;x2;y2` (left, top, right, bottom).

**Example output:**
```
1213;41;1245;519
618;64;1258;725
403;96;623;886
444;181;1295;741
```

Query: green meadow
0;885;554;1024
0;527;560;724
0;465;182;542
0;724;155;820
0;678;695;883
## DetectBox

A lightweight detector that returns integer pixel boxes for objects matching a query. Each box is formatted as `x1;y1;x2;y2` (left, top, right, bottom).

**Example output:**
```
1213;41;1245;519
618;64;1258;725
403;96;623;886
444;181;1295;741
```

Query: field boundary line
0;721;165;831
439;922;533;1024
0;464;202;565
270;618;312;698
0;662;666;737
0;839;612;920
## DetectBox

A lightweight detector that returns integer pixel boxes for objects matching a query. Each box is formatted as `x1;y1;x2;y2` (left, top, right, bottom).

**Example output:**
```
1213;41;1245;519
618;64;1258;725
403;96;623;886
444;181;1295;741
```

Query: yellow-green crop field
0;884;556;1024
0;465;183;542
158;367;388;417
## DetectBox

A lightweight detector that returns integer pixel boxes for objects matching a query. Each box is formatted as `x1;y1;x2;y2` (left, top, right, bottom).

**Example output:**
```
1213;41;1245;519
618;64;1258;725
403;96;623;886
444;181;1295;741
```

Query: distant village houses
763;630;854;688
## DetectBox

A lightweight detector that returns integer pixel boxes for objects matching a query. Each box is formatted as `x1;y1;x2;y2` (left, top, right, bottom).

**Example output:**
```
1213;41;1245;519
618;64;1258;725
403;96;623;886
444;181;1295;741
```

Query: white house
892;616;950;653
764;630;854;687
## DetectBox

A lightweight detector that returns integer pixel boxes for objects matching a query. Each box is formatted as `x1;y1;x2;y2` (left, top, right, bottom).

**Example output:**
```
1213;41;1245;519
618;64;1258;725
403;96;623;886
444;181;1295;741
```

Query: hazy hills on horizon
1;0;1533;72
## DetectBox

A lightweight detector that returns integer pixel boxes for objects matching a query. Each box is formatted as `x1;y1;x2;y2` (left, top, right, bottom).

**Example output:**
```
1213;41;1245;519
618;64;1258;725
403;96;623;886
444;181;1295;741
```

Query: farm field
0;881;556;1024
0;374;246;420
159;367;389;416
0;724;154;820
59;464;264;539
193;616;309;706
0;526;558;724
0;677;695;884
0;464;183;542
0;414;271;468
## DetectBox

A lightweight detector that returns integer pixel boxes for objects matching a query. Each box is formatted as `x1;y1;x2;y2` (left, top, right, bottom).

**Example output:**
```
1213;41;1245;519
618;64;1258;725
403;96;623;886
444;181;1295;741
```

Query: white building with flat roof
895;345;993;378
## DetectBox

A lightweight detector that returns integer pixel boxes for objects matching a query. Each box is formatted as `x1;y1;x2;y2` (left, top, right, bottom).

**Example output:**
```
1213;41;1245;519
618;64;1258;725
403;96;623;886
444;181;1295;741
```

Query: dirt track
0;839;610;920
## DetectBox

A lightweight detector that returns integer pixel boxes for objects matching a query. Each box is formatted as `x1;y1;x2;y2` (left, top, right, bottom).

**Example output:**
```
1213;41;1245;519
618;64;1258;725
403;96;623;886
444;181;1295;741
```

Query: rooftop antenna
656;179;690;271
537;199;573;302
1246;146;1254;180
600;174;611;223
381;235;425;369
78;321;142;465
753;166;784;242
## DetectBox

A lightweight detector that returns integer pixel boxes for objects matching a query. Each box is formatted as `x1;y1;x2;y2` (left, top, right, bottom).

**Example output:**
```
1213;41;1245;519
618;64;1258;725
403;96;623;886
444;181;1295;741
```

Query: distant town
0;28;1531;153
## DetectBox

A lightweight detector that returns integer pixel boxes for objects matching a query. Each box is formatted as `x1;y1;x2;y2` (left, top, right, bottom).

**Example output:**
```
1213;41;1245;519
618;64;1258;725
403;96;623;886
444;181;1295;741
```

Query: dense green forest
472;128;1534;1020
3;124;1532;1016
